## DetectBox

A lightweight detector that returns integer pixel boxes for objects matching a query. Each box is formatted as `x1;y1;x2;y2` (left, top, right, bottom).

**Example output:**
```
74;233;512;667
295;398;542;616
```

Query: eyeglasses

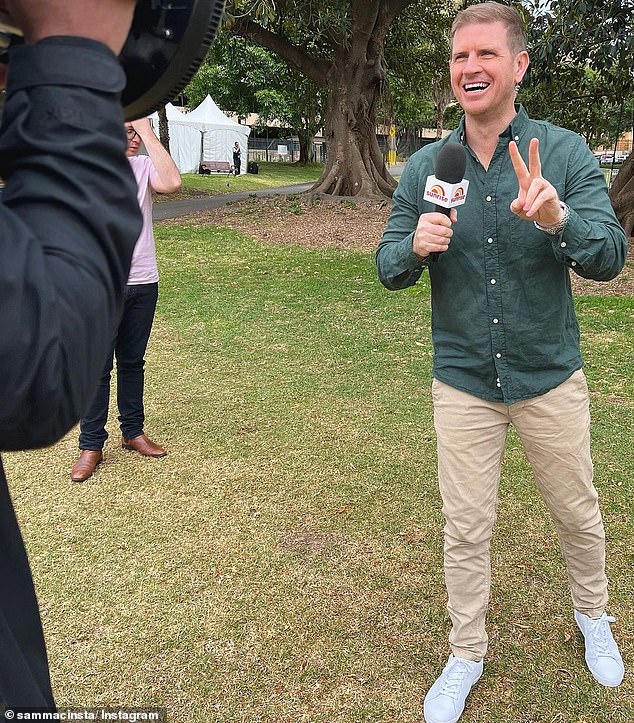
126;128;139;140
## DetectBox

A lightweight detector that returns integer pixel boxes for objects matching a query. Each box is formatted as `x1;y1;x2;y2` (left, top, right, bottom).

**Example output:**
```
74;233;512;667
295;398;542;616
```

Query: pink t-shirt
127;154;159;285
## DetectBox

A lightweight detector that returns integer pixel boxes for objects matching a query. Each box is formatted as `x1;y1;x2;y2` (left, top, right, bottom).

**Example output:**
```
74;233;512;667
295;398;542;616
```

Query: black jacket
0;37;141;707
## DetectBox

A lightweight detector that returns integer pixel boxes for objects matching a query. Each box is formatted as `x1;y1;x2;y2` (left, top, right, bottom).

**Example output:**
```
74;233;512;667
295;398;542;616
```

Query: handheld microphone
0;0;225;120
424;142;469;262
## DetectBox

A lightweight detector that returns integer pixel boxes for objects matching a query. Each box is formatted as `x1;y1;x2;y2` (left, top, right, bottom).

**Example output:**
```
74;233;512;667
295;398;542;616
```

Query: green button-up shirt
377;106;627;405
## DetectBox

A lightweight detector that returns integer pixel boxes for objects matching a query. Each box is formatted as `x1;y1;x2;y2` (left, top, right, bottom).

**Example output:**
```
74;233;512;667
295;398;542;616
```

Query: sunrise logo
425;183;448;203
424;174;469;208
450;186;466;203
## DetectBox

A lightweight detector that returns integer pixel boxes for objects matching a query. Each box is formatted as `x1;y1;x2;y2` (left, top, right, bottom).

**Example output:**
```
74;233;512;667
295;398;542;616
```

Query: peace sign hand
509;138;564;227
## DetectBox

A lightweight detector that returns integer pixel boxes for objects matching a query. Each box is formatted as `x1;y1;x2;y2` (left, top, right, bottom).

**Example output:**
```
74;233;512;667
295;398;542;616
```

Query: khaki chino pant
432;370;608;661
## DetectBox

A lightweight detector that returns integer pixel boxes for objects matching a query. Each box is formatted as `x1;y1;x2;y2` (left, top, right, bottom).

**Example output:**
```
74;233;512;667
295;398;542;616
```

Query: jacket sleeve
0;37;142;451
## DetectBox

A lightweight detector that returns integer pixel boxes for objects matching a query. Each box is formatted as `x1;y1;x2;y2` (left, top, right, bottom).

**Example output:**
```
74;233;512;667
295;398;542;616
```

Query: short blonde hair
451;2;527;55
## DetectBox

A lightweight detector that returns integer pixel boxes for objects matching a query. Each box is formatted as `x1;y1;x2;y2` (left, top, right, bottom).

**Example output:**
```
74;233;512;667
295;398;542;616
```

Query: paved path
153;182;314;221
153;163;405;222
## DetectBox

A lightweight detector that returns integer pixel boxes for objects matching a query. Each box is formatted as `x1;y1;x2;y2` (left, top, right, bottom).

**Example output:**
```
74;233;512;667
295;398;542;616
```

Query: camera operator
0;0;140;707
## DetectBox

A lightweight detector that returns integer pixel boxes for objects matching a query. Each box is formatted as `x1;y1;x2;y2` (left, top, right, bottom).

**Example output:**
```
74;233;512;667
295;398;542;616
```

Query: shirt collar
454;104;530;146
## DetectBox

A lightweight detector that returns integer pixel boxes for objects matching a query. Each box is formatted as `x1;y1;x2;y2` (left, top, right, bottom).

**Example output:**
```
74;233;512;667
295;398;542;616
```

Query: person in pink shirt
71;117;181;482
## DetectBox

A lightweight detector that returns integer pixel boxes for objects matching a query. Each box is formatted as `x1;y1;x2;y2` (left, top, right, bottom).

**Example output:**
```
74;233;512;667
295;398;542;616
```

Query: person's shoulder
410;138;446;163
128;154;153;169
128;154;156;188
526;117;586;147
129;154;157;178
405;138;449;174
401;136;462;187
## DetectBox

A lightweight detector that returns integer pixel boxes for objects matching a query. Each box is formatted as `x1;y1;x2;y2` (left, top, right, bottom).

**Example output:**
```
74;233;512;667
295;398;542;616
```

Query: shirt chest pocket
496;186;562;255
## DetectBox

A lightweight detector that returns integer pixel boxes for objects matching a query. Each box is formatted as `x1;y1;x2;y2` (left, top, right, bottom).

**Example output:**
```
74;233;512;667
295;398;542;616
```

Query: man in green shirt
377;4;627;722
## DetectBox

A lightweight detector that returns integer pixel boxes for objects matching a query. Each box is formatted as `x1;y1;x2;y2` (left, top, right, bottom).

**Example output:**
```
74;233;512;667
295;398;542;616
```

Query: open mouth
464;82;490;93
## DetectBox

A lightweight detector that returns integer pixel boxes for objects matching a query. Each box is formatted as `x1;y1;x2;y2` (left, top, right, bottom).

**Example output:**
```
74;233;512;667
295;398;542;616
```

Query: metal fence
246;135;327;163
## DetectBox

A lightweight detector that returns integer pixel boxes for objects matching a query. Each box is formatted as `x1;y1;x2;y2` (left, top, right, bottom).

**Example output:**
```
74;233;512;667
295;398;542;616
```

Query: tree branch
232;16;330;87
368;0;415;58
350;0;380;46
383;0;416;26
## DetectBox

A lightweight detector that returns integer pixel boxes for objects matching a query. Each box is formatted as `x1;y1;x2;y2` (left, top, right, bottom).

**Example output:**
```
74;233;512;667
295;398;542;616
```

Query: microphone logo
424;175;470;208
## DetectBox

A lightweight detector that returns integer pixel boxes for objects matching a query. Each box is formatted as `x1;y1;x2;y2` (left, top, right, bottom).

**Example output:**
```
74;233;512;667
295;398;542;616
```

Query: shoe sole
121;444;167;458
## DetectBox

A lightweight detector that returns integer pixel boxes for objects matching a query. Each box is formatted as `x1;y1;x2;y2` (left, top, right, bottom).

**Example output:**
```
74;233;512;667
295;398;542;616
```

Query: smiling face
450;21;529;128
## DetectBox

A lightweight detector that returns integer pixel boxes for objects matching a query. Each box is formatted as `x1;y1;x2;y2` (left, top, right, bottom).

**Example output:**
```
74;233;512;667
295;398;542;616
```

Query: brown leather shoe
121;433;167;458
71;449;103;483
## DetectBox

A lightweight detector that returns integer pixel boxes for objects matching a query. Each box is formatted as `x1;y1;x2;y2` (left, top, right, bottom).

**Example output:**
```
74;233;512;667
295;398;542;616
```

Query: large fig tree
226;0;416;197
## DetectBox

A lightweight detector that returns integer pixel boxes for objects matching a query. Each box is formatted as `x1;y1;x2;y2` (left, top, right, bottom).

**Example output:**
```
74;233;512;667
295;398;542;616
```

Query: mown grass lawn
174;162;324;197
5;224;633;722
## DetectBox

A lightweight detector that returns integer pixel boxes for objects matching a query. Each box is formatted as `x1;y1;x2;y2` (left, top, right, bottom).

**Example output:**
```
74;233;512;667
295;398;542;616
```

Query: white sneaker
423;654;483;723
574;610;625;687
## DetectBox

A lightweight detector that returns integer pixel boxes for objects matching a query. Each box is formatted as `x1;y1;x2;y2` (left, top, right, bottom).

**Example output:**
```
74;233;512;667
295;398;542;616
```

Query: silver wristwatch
534;201;570;235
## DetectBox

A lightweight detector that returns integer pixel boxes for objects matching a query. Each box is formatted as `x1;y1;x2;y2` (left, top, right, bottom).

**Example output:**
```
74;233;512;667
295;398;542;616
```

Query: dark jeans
233;153;241;174
79;282;158;450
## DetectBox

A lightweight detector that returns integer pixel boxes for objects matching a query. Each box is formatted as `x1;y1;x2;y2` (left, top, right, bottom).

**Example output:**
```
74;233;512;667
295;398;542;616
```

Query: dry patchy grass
164;194;634;297
3;217;633;723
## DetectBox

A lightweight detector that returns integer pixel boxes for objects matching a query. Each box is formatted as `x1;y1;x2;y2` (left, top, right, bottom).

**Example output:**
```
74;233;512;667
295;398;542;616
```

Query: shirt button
571;261;577;267
490;279;496;284
486;195;492;202
560;241;567;248
493;318;499;324
514;135;519;141
496;353;502;358
487;237;493;244
497;382;501;388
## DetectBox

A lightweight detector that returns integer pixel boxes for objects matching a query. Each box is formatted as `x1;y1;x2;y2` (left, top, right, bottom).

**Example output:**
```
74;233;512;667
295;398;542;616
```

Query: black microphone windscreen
435;142;467;184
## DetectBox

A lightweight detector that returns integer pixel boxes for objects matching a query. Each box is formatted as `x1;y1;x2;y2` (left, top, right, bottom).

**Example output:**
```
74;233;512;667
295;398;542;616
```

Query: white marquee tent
148;103;200;174
149;96;251;174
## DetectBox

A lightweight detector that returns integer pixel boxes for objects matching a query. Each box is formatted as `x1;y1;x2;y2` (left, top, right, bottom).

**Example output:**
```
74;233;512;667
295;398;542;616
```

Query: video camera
0;0;225;119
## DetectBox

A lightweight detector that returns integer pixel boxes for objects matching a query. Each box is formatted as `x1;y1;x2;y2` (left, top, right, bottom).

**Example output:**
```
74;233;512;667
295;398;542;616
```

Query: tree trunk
435;104;444;140
432;80;452;142
297;128;313;164
157;106;170;153
609;152;634;240
230;0;411;198
312;56;397;198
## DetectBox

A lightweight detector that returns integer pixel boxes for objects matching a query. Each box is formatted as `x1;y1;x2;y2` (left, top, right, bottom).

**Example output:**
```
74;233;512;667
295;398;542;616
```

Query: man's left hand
509;138;563;227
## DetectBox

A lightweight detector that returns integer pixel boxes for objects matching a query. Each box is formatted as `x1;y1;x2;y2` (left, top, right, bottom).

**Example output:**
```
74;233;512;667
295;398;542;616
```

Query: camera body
0;1;225;119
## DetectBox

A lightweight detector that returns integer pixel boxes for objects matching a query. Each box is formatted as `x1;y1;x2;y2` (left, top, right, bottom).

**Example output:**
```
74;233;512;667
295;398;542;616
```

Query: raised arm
132;117;182;194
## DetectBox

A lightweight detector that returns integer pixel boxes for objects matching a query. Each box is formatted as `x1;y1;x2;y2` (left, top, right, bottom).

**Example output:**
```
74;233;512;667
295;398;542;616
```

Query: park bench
199;160;233;174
